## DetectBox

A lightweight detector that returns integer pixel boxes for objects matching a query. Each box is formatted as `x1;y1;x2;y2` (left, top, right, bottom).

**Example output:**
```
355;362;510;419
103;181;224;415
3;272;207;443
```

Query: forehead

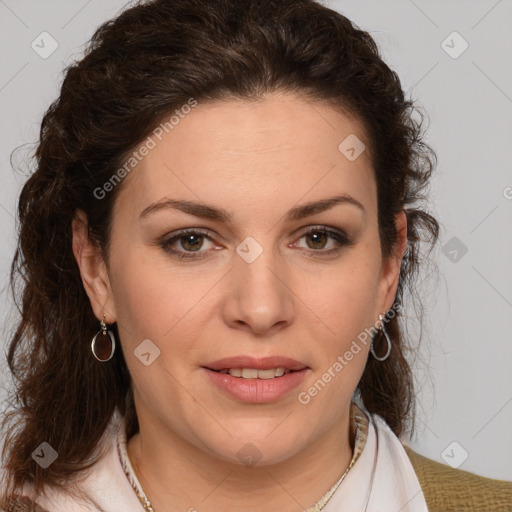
114;92;376;222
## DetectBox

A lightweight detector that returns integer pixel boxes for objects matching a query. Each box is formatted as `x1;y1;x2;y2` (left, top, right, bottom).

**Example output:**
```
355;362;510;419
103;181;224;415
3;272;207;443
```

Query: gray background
1;0;511;481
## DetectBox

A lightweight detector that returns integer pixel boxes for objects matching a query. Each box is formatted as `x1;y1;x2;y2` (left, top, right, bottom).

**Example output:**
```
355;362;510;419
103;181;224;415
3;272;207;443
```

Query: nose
222;244;295;336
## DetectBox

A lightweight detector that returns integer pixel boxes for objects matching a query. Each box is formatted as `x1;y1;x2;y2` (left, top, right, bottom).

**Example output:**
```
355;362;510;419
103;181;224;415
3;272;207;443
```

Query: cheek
320;248;381;320
299;263;379;412
108;252;204;409
109;247;210;341
309;247;381;369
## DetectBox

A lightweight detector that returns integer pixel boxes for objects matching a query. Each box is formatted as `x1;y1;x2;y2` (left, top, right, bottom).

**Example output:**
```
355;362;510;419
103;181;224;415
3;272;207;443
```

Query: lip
203;355;308;372
202;367;309;404
202;355;310;404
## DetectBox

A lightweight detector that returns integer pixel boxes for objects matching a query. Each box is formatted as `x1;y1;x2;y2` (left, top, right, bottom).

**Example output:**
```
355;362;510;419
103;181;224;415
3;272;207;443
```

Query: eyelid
159;227;217;251
159;225;352;259
293;224;348;239
291;225;352;251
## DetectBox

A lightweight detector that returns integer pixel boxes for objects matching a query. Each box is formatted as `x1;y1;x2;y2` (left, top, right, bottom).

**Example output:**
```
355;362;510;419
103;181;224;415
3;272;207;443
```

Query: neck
126;408;353;512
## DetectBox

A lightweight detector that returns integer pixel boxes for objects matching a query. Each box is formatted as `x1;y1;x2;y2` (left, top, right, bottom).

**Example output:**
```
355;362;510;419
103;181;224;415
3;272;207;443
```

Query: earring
370;313;391;361
91;315;116;362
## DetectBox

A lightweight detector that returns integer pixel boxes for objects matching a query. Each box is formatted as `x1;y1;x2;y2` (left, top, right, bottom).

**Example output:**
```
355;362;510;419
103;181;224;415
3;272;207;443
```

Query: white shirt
14;405;428;512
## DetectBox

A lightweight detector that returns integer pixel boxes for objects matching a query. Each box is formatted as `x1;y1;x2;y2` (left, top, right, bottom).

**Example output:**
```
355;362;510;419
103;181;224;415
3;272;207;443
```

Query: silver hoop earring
91;317;116;362
370;313;391;361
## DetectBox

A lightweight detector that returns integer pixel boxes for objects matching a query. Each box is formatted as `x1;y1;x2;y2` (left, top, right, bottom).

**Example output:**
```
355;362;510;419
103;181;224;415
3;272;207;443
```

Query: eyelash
158;226;352;261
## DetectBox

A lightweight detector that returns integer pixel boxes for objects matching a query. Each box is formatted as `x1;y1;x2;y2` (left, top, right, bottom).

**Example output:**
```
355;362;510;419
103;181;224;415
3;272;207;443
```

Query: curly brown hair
1;0;439;503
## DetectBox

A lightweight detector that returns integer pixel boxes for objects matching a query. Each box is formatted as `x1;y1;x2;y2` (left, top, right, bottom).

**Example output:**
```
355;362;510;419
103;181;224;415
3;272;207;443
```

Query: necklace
306;410;378;512
118;403;371;512
132;459;156;512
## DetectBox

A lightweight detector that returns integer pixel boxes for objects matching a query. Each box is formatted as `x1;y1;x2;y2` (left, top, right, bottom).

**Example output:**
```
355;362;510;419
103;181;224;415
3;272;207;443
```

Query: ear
71;209;117;323
375;210;408;316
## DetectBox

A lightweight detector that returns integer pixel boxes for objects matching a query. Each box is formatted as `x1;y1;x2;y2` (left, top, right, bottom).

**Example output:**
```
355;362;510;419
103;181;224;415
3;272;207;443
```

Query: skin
72;90;407;511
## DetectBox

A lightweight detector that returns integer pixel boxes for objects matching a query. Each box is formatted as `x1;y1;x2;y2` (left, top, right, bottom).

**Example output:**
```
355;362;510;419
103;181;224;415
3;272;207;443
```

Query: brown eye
159;228;215;260
179;233;204;252
305;230;329;250
295;226;351;255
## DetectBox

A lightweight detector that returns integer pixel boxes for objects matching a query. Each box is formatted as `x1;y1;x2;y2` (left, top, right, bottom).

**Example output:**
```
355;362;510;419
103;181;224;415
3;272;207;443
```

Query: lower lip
202;368;309;404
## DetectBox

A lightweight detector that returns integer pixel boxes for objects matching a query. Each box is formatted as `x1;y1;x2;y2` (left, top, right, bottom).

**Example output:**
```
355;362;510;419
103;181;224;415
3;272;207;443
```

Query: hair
1;0;439;504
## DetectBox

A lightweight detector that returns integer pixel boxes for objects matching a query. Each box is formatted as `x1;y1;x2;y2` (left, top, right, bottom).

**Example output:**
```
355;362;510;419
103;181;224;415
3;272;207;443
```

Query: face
74;91;406;466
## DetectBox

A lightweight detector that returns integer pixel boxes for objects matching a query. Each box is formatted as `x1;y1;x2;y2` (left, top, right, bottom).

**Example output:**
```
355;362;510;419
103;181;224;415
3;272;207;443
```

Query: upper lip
203;356;308;372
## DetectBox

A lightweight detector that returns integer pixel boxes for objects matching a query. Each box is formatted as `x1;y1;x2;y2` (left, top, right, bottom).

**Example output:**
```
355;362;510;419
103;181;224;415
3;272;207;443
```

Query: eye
158;225;352;261
293;226;351;256
159;228;217;260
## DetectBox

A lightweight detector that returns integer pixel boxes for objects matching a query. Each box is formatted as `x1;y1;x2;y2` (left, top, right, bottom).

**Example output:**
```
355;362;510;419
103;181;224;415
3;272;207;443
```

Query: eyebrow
139;193;365;223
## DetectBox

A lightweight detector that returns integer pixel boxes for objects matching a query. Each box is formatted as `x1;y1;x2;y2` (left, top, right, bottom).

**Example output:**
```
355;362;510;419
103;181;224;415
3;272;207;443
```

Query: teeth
218;367;290;379
242;368;259;379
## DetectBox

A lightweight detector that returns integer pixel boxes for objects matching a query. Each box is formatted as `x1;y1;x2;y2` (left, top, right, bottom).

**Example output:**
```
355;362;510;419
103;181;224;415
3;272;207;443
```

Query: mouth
203;355;309;380
208;367;297;379
202;364;309;403
202;355;309;403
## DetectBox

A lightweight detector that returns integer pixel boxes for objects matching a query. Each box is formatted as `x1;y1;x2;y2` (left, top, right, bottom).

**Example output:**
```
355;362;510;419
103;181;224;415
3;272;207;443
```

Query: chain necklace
117;404;370;512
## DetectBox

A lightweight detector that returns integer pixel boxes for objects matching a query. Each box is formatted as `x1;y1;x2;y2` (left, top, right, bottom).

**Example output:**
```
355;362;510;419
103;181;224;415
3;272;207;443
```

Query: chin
196;427;307;468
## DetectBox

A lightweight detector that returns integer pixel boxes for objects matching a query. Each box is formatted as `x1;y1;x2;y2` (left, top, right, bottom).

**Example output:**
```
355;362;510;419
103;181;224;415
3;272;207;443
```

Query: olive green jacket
403;445;512;511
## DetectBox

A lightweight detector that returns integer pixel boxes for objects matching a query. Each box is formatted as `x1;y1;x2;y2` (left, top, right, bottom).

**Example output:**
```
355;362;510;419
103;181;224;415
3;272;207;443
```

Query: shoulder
403;444;512;512
1;417;140;511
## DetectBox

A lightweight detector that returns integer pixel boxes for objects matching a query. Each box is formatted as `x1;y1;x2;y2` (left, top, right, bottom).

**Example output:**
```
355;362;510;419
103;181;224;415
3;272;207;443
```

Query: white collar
322;406;428;512
31;406;428;511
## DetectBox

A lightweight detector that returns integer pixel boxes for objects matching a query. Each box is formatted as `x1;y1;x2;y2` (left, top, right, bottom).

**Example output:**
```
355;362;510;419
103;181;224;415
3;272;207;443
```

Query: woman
1;0;511;510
